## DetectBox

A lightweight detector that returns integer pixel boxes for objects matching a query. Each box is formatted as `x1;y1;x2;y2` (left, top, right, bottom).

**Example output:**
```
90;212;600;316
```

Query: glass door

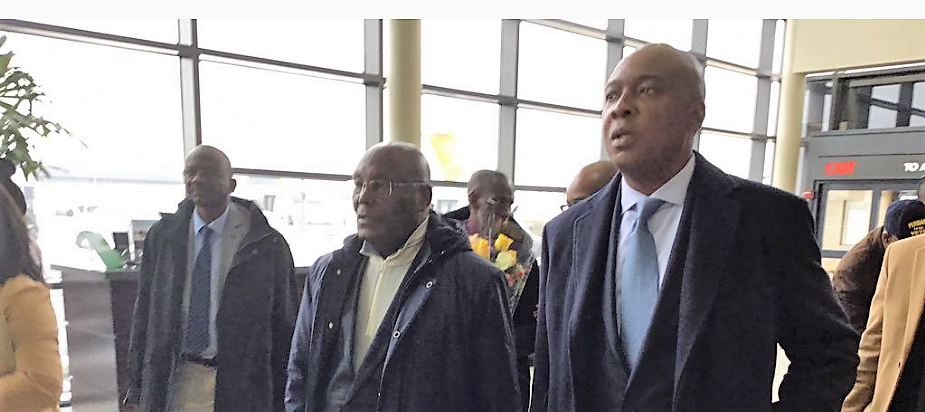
815;180;921;275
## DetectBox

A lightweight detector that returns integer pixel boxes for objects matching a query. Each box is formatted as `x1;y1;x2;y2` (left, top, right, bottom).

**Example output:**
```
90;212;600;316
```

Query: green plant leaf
0;52;11;76
0;47;71;180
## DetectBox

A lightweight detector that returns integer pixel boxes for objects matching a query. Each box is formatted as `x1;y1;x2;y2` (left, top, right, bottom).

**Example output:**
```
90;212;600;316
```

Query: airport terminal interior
0;18;924;411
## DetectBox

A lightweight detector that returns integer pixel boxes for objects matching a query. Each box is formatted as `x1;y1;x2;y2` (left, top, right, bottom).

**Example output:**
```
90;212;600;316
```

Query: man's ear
420;186;433;211
690;101;705;133
229;178;237;193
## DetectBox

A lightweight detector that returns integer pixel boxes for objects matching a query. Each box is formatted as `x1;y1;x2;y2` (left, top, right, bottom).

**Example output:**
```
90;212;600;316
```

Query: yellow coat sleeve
0;276;63;412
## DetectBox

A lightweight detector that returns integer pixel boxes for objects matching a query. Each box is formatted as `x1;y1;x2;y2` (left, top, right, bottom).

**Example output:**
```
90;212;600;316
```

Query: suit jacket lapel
569;177;622;369
220;203;250;281
675;155;741;388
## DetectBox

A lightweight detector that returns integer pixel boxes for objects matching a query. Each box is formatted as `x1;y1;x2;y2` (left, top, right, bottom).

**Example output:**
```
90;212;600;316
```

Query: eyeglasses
353;179;430;199
560;197;587;212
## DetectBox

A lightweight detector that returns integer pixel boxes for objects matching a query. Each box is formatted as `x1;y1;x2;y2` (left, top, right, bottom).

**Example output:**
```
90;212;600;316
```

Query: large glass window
836;78;925;130
706;19;763;68
704;66;758;133
624;19;693;51
515;108;601;188
199;61;367;175
773;20;785;74
515;190;567;251
518;23;607;110
30;19;180;43
698;132;752;178
912;81;925;126
1;32;185;181
432;186;469;215
197;19;365;72
763;140;776;185
420;95;499;183
233;176;355;266
421;19;501;94
768;81;781;136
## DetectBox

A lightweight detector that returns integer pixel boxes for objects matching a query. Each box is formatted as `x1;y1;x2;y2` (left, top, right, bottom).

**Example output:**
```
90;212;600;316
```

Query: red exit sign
825;161;857;176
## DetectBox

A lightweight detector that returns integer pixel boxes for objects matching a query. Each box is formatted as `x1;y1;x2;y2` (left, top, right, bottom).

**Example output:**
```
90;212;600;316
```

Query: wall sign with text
812;154;925;181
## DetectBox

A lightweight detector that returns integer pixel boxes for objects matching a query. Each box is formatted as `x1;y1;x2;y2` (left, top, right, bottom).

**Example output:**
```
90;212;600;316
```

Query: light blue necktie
186;225;213;355
620;197;665;369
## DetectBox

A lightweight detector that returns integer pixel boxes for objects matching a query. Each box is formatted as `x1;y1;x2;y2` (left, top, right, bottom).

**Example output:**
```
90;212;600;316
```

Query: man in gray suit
125;145;298;412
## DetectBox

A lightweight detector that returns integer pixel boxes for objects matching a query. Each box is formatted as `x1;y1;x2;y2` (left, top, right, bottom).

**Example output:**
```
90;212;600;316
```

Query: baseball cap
884;200;925;240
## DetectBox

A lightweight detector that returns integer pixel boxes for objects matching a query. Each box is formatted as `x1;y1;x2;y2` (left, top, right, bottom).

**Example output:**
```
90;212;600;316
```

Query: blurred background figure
445;170;539;412
833;199;925;334
564;161;619;210
0;184;63;412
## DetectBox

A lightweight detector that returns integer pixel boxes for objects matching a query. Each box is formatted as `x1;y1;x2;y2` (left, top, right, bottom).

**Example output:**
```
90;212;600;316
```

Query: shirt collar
193;203;232;237
620;154;697;214
360;216;430;261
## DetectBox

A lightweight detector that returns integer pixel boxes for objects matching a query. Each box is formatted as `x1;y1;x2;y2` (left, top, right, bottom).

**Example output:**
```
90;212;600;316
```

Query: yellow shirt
353;217;429;371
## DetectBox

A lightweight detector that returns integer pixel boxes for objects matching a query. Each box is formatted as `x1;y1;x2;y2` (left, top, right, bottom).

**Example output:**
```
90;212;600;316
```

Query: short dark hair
0;185;42;285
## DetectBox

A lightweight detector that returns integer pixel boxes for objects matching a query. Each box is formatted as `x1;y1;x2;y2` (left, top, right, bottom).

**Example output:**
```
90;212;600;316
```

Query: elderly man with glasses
285;143;521;412
444;170;540;412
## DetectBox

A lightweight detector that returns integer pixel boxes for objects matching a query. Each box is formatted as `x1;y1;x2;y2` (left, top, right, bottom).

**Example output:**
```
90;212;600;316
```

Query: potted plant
0;34;68;181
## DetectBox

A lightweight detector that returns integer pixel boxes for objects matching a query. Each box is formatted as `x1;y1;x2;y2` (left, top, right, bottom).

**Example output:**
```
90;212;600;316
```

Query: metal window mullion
498;19;520;182
749;19;777;182
178;19;202;156
0;19;180;56
364;19;384;149
897;82;914;127
690;19;708;151
602;19;625;161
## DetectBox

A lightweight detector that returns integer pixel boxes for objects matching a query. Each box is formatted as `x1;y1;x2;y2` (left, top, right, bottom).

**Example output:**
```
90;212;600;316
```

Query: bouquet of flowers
469;232;529;311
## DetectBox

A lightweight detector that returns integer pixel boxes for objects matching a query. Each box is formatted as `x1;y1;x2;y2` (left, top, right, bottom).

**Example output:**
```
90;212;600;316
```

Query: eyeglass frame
353;179;431;199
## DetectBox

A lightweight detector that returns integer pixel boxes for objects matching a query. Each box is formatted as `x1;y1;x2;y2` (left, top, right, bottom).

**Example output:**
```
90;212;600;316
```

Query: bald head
621;44;705;102
187;145;232;174
467;170;512;198
602;43;706;195
358;142;431;183
466;170;515;239
566;161;619;206
183;145;236;214
353;143;433;257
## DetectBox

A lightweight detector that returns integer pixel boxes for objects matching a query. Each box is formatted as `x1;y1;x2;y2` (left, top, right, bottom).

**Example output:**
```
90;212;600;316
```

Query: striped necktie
186;225;213;355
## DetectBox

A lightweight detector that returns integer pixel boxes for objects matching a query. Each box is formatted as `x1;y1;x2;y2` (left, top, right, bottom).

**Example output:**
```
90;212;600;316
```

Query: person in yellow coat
0;185;62;412
843;210;925;412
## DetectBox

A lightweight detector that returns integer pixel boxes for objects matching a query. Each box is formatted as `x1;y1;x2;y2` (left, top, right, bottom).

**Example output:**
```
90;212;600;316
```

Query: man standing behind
833;199;925;334
531;44;858;412
125;145;298;412
842;210;925;412
286;143;520;412
445;170;539;411
564;161;619;210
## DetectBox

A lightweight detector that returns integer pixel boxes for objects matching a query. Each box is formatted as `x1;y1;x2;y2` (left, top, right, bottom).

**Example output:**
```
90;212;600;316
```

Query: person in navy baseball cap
883;199;925;243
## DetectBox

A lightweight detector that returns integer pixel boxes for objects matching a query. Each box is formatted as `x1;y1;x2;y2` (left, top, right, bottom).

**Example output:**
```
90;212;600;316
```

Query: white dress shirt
616;155;696;288
353;216;429;371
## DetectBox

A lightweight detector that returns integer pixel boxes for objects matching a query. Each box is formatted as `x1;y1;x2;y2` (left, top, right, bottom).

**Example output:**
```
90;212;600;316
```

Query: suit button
392;331;401;339
425;280;434;288
328;322;334;330
336;269;342;275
